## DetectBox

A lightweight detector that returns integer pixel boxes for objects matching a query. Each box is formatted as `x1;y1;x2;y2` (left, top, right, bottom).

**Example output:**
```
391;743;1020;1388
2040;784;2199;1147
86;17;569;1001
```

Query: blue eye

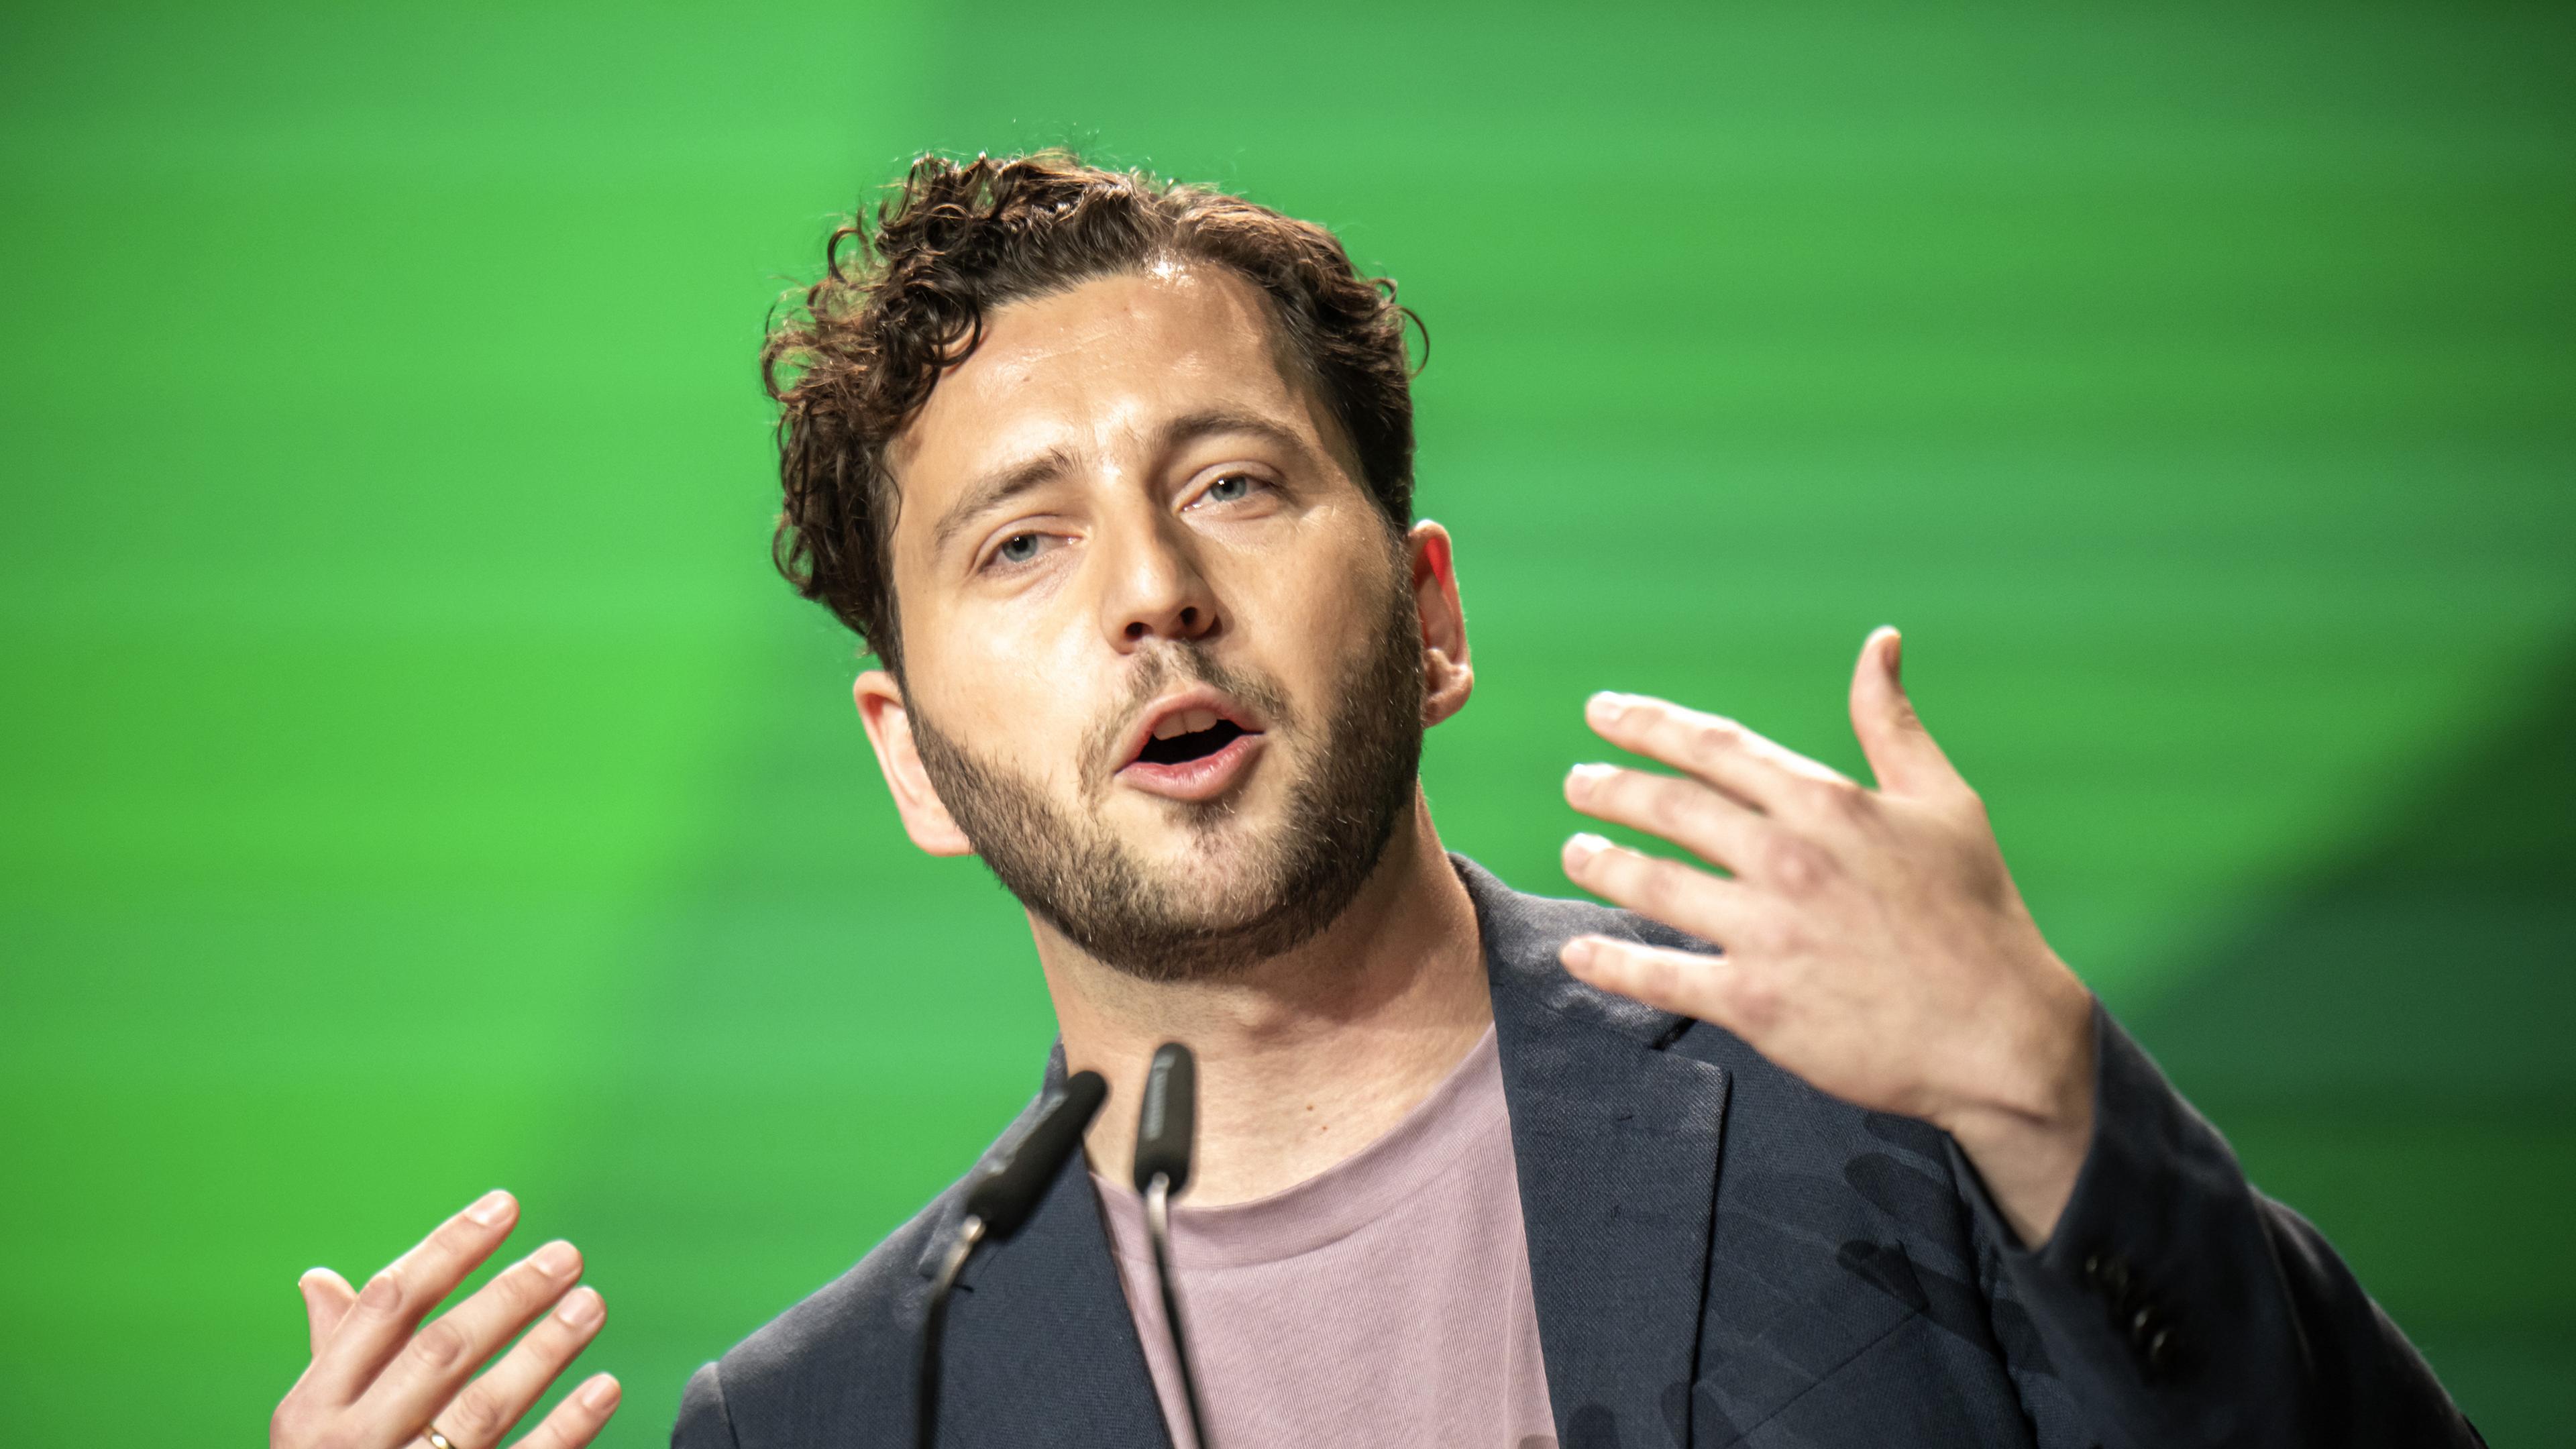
1204;474;1254;504
996;533;1044;564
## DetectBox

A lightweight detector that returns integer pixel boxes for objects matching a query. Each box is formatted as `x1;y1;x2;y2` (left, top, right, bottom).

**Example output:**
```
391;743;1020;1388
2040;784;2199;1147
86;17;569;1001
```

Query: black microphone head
964;1069;1106;1241
1132;1041;1197;1196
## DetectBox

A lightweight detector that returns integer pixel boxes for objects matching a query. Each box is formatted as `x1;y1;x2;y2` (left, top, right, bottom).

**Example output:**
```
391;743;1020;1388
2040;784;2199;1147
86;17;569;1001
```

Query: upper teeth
1152;708;1222;740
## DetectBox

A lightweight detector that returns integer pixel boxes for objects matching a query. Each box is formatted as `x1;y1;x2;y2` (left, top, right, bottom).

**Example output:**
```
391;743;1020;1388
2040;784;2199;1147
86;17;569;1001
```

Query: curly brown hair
761;150;1422;672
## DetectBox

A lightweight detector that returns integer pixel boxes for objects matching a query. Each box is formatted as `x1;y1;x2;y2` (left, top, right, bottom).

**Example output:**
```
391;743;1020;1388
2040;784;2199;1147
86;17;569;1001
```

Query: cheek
932;606;1114;766
1225;526;1399;692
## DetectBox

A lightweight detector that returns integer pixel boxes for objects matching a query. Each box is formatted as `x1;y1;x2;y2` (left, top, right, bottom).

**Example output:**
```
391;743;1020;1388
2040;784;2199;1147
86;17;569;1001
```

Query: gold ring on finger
422;1428;458;1449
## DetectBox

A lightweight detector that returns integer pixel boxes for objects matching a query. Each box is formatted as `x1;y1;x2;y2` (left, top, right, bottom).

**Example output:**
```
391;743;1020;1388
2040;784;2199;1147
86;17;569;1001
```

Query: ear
854;669;977;857
1407;521;1474;727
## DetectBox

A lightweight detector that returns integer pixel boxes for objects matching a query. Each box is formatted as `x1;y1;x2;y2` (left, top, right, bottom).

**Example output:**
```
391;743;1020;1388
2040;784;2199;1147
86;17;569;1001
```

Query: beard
907;571;1426;983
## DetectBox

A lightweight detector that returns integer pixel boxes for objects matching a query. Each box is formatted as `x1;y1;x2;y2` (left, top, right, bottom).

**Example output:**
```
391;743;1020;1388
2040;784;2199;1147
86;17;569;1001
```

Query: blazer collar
912;1042;1077;1283
909;1040;1173;1447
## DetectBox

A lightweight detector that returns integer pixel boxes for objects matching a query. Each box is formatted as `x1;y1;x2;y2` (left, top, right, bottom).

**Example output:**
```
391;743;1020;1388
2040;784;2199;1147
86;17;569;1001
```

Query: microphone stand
916;1216;983;1449
1140;1171;1212;1448
1135;1042;1213;1449
916;1070;1108;1449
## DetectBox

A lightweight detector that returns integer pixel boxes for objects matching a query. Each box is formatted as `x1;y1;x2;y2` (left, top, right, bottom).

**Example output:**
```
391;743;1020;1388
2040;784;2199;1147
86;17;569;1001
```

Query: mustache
1081;643;1295;790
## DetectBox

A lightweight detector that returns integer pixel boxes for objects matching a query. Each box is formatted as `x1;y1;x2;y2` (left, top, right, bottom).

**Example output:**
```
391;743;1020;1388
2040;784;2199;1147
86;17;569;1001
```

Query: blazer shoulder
694;1180;964;1446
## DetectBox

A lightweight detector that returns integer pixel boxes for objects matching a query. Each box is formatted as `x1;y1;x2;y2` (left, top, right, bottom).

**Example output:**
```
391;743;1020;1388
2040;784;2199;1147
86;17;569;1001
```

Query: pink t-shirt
1093;1026;1558;1448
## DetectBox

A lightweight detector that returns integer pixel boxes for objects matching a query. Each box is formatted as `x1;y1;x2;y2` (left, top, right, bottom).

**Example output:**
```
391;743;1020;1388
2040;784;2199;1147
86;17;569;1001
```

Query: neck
1036;792;1489;1205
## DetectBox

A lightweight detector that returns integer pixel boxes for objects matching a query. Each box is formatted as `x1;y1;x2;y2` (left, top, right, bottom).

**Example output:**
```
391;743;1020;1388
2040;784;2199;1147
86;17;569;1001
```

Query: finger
300;1267;359;1358
366;1241;588;1434
507;1374;621;1449
1560;934;1768;1032
1564;763;1771;872
305;1189;519;1404
1585;692;1848;814
423;1285;608;1449
1847;627;1959;798
1562;831;1749;941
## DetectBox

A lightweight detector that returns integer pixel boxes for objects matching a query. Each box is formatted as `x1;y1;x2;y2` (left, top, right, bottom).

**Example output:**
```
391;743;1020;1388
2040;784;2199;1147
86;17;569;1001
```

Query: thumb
1847;627;1956;796
298;1267;358;1358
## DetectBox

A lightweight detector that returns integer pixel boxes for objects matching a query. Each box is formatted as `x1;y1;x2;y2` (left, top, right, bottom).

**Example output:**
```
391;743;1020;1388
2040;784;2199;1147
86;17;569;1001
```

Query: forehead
888;264;1322;515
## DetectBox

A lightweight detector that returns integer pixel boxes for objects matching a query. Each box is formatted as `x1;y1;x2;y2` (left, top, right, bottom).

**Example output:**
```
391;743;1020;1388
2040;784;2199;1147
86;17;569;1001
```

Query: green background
4;1;2570;1442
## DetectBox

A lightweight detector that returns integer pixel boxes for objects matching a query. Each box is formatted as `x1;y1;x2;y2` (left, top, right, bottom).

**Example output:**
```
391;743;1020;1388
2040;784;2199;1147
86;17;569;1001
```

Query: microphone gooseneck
917;1069;1108;1449
1134;1042;1212;1449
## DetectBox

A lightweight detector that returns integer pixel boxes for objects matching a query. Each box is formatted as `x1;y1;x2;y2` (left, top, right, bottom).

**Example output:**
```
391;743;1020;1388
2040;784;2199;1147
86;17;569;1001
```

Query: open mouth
1134;715;1248;767
1114;692;1267;801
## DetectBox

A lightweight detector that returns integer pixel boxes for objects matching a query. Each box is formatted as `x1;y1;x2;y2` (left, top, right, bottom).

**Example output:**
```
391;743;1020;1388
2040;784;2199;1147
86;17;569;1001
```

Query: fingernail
557;1285;603;1327
1565;831;1608;866
1565;763;1613;799
533;1240;580;1277
466;1189;514;1226
1586;692;1629;726
1883;628;1902;678
580;1375;621;1409
1561;938;1596;971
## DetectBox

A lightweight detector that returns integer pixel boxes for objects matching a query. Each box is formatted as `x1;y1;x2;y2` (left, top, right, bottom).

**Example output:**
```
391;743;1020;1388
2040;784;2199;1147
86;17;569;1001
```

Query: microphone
918;1069;1108;1449
1134;1042;1213;1449
964;1070;1108;1238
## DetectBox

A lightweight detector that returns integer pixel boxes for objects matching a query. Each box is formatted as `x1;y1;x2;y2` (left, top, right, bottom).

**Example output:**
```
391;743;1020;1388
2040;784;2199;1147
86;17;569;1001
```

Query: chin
1159;814;1310;881
1138;833;1283;902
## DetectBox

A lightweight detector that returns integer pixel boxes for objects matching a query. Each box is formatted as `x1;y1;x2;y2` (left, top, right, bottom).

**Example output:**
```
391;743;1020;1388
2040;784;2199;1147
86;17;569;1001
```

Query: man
268;152;2477;1449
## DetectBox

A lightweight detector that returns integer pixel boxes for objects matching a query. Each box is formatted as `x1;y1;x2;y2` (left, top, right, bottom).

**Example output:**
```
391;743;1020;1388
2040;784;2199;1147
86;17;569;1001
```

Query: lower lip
1117;732;1266;802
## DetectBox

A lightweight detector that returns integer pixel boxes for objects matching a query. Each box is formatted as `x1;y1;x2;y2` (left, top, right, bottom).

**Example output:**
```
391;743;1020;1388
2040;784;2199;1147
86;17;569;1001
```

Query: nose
1096;507;1221;651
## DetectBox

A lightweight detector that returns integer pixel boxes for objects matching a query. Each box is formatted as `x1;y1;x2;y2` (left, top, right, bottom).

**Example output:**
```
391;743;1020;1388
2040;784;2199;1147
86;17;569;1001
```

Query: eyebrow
927;408;1316;557
930;446;1073;556
1161;407;1314;469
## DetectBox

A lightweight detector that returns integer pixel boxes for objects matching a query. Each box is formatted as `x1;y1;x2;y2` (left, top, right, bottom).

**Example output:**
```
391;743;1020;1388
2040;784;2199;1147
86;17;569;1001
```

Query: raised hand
1557;628;2098;1244
272;1192;619;1449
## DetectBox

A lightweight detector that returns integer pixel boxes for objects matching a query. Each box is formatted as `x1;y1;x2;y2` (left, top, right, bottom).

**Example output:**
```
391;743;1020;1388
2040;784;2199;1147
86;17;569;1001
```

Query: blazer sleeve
1952;1003;2483;1449
672;1360;743;1449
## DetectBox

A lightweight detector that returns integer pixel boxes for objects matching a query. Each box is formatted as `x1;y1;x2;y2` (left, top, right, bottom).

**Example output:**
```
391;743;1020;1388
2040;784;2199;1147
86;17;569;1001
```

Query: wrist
1935;958;2098;1246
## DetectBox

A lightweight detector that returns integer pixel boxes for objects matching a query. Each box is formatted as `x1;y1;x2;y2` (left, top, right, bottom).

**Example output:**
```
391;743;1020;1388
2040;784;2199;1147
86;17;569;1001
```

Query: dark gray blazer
674;858;2477;1448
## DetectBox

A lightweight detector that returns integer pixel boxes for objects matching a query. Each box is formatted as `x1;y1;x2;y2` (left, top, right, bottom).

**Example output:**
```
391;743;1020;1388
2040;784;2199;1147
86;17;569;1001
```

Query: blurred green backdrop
3;1;2571;1443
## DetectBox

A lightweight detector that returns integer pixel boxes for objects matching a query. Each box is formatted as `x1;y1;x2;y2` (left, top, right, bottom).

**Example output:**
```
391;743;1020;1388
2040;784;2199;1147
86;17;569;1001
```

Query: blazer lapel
1460;858;1732;1449
909;1050;1173;1448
